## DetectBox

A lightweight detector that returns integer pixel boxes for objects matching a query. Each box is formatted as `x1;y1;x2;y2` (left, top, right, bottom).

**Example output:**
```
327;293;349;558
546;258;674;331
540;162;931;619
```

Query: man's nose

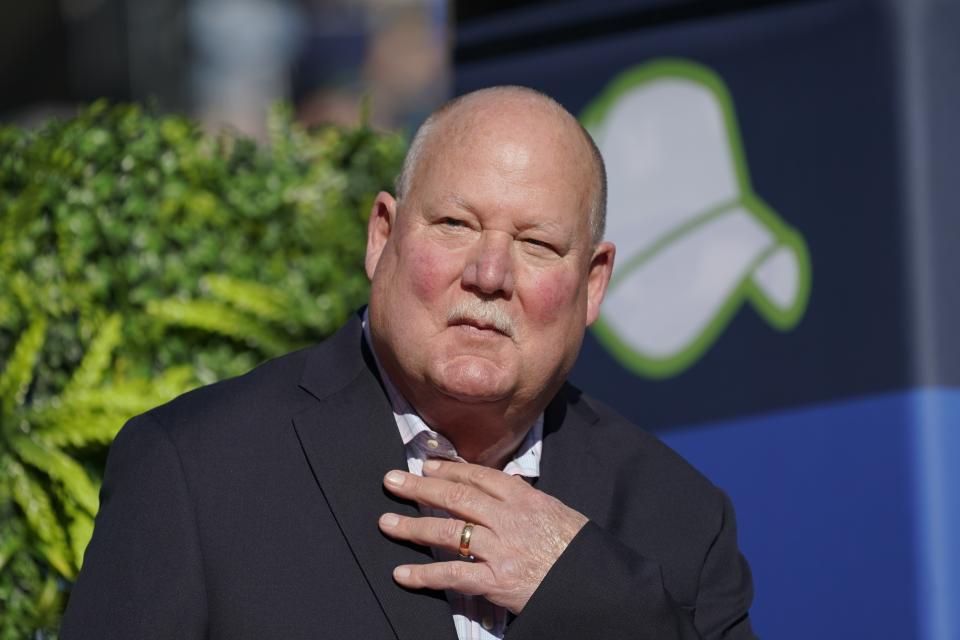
461;231;515;298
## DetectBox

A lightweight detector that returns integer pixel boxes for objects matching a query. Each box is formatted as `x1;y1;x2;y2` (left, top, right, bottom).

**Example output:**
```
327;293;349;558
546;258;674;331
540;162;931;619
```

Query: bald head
395;86;607;243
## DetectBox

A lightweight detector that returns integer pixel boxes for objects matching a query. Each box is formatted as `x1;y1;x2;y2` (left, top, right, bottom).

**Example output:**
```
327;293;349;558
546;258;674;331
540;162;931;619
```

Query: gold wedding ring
458;522;475;561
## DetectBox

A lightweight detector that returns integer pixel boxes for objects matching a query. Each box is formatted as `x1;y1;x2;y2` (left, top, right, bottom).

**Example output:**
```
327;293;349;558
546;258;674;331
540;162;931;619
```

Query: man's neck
412;397;537;469
362;309;548;468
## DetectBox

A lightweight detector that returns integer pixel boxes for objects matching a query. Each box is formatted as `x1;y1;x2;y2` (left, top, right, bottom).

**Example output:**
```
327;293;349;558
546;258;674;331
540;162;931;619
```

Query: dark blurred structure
0;0;186;120
0;0;449;134
291;1;448;131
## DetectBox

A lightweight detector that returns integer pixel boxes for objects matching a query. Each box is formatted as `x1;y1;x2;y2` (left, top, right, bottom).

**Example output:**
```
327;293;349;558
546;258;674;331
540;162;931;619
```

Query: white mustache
447;300;515;339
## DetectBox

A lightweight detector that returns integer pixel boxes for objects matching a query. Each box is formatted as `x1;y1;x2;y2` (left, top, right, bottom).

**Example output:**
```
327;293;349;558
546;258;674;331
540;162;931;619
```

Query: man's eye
440;218;467;228
523;238;555;252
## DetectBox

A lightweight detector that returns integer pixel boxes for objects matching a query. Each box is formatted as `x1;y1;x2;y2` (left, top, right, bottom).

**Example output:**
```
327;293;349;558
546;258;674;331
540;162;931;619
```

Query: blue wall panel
912;390;960;640
659;389;960;639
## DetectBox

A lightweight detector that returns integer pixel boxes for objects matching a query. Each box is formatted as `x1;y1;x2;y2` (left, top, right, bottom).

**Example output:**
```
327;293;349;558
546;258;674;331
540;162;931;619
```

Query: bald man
63;87;755;640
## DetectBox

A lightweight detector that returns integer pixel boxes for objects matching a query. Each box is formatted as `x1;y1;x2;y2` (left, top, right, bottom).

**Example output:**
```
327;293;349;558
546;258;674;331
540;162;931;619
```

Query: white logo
584;60;811;378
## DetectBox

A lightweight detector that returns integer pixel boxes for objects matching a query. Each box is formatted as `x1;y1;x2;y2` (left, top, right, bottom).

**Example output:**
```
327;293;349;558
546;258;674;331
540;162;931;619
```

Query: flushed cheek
522;269;583;324
403;246;460;302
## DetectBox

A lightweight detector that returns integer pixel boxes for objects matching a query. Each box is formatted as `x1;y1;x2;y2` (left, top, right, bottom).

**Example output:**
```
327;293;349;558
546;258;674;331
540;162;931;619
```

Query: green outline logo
582;59;812;378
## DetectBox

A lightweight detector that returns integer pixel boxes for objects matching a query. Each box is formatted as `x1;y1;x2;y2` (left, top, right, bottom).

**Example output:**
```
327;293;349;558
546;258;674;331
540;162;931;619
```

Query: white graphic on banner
583;60;811;377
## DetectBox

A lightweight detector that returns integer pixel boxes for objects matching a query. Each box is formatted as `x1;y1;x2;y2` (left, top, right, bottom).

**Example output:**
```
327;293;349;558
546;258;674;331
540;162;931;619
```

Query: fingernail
424;459;441;472
385;471;406;486
380;513;400;527
394;566;411;579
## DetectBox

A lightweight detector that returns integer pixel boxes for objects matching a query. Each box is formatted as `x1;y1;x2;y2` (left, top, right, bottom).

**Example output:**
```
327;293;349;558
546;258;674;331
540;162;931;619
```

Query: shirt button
426;438;439;449
481;615;494;630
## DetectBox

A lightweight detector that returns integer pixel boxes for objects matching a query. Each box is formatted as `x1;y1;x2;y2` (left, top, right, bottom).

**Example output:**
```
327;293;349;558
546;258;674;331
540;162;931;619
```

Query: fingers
383;470;499;524
422;459;525;501
393;560;494;597
379;513;497;559
380;464;570;615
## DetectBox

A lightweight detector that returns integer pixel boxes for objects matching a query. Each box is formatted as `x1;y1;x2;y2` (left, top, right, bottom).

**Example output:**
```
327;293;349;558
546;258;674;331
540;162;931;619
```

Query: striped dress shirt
362;314;543;640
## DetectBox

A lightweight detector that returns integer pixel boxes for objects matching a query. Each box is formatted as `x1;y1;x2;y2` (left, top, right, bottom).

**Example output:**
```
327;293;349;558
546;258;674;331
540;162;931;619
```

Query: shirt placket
409;431;506;640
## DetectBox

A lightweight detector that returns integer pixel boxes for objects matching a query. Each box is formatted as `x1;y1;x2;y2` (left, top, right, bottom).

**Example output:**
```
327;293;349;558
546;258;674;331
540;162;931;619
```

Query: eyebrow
451;194;479;215
445;192;575;242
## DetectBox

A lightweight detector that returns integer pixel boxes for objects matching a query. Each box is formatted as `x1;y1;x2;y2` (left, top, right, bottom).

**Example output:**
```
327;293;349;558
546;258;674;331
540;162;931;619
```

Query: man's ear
585;241;615;327
365;191;398;280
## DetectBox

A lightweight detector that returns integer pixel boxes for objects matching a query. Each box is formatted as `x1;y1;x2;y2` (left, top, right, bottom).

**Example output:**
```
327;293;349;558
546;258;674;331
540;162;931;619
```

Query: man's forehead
424;111;586;184
438;96;570;146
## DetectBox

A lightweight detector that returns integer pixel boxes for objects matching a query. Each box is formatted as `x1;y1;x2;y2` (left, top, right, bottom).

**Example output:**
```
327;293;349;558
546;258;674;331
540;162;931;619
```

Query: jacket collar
535;384;617;529
294;314;457;640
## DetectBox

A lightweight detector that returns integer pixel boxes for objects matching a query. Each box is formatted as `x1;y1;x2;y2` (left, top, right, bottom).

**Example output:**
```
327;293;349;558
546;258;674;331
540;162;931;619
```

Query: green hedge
0;101;405;637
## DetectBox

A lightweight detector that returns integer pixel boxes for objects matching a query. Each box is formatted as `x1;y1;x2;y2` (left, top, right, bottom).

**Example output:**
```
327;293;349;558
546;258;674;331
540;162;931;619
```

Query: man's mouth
446;301;515;340
453;318;506;335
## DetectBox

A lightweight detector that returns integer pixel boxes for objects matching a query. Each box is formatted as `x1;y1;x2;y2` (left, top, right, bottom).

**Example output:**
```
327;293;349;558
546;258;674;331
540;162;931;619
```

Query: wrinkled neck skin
371;333;558;470
412;392;544;471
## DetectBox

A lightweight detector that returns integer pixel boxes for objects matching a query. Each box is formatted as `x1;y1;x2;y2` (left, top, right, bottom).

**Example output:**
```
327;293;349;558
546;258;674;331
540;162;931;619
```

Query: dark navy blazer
62;314;754;639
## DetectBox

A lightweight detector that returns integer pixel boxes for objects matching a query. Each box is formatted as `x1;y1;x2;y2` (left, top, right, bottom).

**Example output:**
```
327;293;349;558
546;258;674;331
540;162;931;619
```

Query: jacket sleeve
61;414;207;639
506;493;755;640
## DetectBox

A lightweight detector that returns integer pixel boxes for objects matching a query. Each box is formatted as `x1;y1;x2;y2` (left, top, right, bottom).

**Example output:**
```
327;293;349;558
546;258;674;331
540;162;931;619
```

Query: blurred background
2;0;959;638
1;0;450;134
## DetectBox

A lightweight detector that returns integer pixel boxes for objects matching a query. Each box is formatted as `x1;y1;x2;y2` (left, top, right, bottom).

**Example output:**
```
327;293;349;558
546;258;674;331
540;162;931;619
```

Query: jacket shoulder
145;345;314;436
139;314;367;443
575;388;719;492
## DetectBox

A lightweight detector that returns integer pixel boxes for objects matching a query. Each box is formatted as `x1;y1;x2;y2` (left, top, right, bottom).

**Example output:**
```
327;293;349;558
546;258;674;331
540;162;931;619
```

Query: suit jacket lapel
293;318;458;640
535;386;617;532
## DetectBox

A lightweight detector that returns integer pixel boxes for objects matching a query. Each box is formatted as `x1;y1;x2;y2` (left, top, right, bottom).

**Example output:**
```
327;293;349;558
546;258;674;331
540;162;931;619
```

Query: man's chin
434;384;510;405
428;360;515;405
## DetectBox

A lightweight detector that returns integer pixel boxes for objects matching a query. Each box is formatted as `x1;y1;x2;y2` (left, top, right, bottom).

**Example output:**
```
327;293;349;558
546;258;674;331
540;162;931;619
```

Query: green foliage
0;101;405;637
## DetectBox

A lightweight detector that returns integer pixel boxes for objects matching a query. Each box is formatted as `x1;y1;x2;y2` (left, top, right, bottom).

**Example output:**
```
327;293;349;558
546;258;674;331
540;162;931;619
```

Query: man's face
365;104;614;418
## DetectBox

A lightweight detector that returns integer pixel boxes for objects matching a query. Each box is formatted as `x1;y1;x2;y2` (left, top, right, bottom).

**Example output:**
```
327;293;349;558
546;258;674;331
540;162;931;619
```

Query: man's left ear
364;191;398;281
585;241;615;326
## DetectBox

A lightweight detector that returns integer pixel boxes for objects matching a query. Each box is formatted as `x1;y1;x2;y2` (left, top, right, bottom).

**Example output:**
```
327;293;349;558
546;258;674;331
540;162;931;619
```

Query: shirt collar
362;309;542;478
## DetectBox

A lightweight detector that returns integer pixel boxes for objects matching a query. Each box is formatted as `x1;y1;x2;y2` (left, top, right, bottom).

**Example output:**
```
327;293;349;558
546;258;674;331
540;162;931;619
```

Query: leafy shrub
0;101;405;637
